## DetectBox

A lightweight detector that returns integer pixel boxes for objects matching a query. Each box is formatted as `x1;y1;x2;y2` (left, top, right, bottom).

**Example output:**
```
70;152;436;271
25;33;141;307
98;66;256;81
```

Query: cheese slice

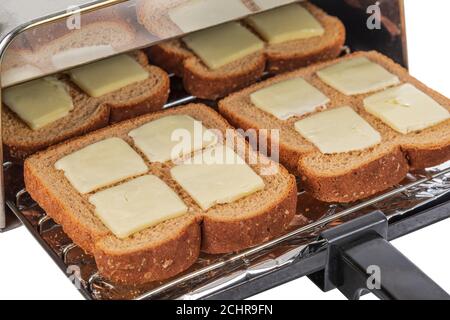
250;77;330;120
364;84;450;134
317;57;400;95
89;175;188;239
51;45;116;70
171;146;265;211
68;54;149;98
295;106;382;154
246;4;324;44
129;115;218;163
169;0;251;33
3;77;73;130
55;137;148;194
1;64;42;88
182;22;264;70
253;0;296;10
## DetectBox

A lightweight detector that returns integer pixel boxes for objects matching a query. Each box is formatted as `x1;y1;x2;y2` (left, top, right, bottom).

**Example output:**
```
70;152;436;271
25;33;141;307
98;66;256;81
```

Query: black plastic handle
309;211;450;300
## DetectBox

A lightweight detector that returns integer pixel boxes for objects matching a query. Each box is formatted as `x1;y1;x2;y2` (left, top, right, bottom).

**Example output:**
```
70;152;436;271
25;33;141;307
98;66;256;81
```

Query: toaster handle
309;210;450;300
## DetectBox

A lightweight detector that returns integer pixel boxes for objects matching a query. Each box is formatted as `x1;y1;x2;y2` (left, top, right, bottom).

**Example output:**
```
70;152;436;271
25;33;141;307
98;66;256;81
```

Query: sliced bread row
145;2;346;99
2;51;170;161
24;104;297;285
219;51;450;202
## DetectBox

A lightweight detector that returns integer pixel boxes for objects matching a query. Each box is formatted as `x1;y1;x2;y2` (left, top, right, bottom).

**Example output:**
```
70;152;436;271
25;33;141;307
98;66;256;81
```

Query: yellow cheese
169;0;251;33
171;146;265;211
1;64;42;88
55;137;148;194
250;77;330;120
246;4;324;44
317;57;400;96
182;22;264;70
364;84;450;134
89;175;188;239
129;115;218;163
295;106;382;154
3;77;73;130
253;0;295;10
68;54;149;98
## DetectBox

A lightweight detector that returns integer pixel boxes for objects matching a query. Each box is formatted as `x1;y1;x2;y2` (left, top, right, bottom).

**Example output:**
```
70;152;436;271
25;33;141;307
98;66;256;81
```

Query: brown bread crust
298;146;409;203
183;53;266;100
404;144;450;171
201;177;297;254
94;217;202;284
263;2;346;74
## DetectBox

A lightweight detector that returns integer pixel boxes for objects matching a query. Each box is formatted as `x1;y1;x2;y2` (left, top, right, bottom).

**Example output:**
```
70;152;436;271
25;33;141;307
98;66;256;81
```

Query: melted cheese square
182;22;264;70
129;115;218;163
68;54;149;98
246;4;324;44
3;77;73;130
364;84;450;134
171;146;265;211
89;175;188;239
169;0;251;33
295;106;382;154
250;77;330;120
55;138;148;194
317;57;400;95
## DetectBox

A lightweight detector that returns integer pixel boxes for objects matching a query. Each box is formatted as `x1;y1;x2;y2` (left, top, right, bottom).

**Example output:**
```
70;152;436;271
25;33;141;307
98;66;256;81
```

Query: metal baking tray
6;72;450;299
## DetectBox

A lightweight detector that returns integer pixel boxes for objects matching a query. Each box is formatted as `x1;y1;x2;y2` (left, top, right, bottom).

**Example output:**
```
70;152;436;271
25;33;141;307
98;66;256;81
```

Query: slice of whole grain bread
252;2;346;74
2;50;170;161
219;51;450;203
24;104;297;285
144;2;344;99
147;37;266;100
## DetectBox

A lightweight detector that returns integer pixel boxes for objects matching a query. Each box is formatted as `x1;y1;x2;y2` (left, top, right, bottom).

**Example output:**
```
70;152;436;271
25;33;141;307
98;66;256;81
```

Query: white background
0;0;449;300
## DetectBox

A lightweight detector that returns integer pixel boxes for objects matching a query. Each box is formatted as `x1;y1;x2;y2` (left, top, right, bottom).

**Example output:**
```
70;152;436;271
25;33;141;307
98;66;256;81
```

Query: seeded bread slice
144;2;344;99
254;2;346;74
147;39;266;100
2;50;170;161
219;51;450;202
24;104;297;285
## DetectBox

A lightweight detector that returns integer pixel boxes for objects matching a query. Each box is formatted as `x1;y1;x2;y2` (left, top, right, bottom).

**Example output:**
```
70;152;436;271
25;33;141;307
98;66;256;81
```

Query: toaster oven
0;0;449;300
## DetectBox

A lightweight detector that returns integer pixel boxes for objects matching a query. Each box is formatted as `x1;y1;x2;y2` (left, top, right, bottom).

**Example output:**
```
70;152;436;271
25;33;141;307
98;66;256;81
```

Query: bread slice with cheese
24;104;297;285
2;51;170;161
144;2;345;99
219;51;450;203
247;2;346;74
147;23;266;100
